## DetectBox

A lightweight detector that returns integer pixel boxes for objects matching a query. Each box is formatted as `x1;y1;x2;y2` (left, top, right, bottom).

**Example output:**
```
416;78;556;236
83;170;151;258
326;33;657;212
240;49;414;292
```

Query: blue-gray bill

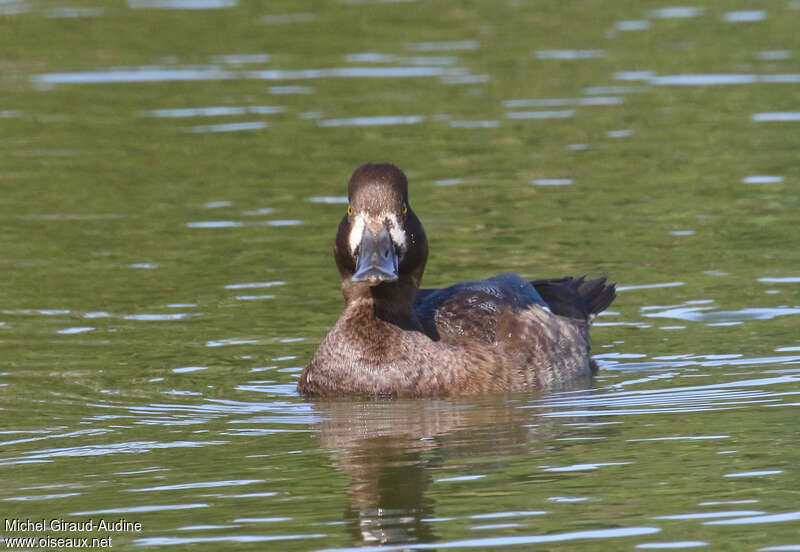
351;226;399;285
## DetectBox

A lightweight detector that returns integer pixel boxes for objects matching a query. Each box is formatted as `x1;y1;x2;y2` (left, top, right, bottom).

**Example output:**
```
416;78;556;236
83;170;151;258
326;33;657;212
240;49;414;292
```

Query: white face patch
348;211;408;255
349;212;366;255
385;212;407;252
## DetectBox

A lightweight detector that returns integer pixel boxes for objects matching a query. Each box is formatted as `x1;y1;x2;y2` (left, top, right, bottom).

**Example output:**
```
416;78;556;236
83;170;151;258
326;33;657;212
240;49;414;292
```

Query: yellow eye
402;205;408;215
347;205;353;216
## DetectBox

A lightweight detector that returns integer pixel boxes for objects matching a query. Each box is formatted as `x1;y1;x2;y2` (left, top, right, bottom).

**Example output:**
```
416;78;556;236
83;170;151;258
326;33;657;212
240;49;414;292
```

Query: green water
2;1;800;550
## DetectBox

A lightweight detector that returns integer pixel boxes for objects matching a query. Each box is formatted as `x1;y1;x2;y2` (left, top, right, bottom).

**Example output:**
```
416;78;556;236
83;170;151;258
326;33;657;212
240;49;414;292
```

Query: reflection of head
342;436;437;546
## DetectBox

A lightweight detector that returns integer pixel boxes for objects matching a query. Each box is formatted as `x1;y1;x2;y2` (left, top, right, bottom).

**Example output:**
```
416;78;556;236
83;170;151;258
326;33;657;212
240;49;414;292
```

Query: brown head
333;163;428;310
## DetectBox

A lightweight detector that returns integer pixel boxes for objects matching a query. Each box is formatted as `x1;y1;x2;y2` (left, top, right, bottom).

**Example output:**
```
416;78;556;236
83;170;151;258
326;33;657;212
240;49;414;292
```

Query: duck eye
402;205;408;215
347;205;353;216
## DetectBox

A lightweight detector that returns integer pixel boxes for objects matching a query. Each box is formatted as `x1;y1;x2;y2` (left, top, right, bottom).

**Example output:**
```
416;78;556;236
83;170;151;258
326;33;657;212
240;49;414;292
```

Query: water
1;1;799;550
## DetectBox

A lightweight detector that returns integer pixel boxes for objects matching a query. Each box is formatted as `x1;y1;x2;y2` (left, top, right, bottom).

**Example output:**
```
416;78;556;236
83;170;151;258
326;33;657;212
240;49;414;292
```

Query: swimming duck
297;163;615;398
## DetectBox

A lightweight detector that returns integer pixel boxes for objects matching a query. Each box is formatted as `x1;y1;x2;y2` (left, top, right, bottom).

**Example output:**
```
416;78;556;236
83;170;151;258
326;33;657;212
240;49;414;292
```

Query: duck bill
351;226;399;285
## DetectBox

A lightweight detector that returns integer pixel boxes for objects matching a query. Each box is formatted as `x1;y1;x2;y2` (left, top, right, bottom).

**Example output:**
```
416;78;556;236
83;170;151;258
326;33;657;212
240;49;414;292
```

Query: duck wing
414;273;549;343
414;274;616;343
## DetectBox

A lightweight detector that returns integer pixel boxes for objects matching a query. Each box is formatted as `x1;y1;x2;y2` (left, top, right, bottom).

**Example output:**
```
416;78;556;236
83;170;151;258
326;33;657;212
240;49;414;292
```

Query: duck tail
577;275;617;318
531;275;616;321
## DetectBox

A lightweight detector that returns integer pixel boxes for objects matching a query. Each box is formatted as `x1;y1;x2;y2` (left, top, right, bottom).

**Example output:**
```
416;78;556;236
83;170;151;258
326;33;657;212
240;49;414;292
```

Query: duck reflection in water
314;397;558;546
298;163;615;398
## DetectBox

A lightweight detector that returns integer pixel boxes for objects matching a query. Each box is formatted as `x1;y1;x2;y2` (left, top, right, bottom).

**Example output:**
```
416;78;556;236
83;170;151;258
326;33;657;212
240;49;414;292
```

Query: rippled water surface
2;1;799;550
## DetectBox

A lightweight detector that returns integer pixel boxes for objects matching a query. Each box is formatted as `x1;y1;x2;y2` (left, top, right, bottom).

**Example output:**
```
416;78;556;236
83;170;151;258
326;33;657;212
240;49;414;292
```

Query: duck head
334;163;428;302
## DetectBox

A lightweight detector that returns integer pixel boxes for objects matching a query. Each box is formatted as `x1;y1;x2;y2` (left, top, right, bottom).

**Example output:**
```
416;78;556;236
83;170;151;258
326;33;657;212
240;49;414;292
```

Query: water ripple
759;277;800;283
506;110;575;120
649;7;704;19
191;121;267;133
318;115;425;127
133;533;327;546
617;282;685;291
435;475;485;482
209;53;270;65
32;65;469;87
72;503;208;515
224;281;285;289
655;510;764;520
124;313;200;321
504;97;623;107
724;470;783;478
3;492;82;502
527;374;800;417
532;178;573;186
125;479;263;492
705;511;800;525
536;50;605;60
469;511;547;519
540;462;631;472
643;305;800;323
652;74;800;86
637;542;708;550
129;0;236;8
6;440;226;462
406;40;478;51
723;10;766;22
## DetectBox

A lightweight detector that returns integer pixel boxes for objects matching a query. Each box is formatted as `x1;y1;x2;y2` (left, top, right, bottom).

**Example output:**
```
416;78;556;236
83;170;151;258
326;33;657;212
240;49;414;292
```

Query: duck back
415;274;614;345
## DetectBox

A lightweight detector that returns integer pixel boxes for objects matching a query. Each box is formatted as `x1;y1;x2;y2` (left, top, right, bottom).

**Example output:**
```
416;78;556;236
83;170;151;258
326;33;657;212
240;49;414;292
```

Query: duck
297;163;616;398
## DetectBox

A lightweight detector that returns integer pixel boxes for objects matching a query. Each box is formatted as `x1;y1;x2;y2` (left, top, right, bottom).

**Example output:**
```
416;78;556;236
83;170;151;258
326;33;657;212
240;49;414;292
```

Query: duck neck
341;277;422;332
